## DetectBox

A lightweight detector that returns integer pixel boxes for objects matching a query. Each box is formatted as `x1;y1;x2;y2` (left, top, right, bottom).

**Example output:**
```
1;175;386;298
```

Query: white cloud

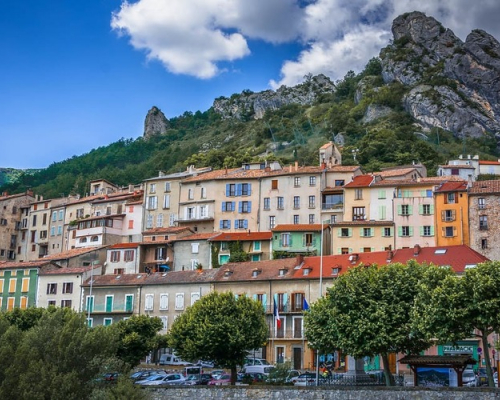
112;0;500;84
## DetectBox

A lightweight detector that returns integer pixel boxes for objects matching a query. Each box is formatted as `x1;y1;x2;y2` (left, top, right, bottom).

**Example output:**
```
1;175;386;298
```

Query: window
147;196;158;210
145;294;154;311
58;210;64;220
292;293;304;311
226;184;236;197
277;197;284;209
146;214;153;229
201;187;206;199
91;235;99;242
175;293;184;310
160;316;168;331
241;183;250;196
303;233;313;247
240;201;251;213
309;176;316;186
50;227;55;237
156;213;164;228
32;214;37;226
446;193;456;203
263;198;270;210
191;292;200;305
293;196;300;209
52;211;57;222
187;207;195;219
378;190;386;199
220;242;228;251
124;250;134;262
308;214;315;224
354;189;363;200
222;201;235;212
163;194;170;209
21;278;29;292
48;300;56;307
269;216;276;229
442;210;456;222
362;228;373;237
294;177;301;187
103;318;113;326
422;204;432;215
159;294;169;310
57;226;62;235
220;220;230;229
164;182;171;192
188;188;194;200
383;227;392;237
481;238;488;249
363;247;372;252
478;198;486;209
281;233;291;247
444;226;455;237
20;296;27;309
400;226;411;237
293;215;299;224
62;282;73;294
155;247;166;260
46;283;57;295
271;180;278;190
149;183;156;193
128;220;134;229
253;241;261;251
335;180;345;187
114;268;124;275
422;226;433;236
352;207;365;220
340;228;350;237
308;196;316;208
235;219;247;229
401;205;410;216
61;300;72;308
42;213;47;225
479;215;488;230
110;251;120;262
191;243;199;254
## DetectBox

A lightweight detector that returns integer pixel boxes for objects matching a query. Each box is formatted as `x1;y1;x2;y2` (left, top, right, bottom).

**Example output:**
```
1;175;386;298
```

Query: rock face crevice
380;11;500;141
144;106;169;139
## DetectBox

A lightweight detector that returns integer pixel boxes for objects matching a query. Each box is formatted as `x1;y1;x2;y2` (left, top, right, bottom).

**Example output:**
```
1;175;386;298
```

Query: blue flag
303;297;310;311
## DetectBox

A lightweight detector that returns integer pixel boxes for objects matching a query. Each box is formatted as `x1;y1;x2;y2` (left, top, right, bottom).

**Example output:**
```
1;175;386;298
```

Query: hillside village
0;142;498;372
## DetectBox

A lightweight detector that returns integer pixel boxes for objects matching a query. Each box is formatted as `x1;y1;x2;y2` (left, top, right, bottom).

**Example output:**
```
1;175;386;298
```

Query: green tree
112;315;163;367
413;261;500;387
305;261;434;386
168;291;268;384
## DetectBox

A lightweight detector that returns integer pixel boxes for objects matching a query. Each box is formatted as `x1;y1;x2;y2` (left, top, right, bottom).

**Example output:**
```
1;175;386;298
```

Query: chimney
128;185;134;193
467;174;473;188
321;162;327;170
296;254;304;266
386;250;393;262
295;161;298;172
413;244;421;256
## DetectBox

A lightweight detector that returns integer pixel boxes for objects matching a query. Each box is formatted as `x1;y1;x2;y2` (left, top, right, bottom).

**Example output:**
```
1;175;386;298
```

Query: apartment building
435;180;469;246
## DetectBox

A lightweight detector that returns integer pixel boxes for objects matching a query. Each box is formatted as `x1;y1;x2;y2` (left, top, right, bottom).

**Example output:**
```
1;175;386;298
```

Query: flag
273;298;281;329
303;297;310;311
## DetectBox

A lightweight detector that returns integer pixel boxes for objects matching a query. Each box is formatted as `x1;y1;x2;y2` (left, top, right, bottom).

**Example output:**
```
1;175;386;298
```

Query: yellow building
434;180;469;246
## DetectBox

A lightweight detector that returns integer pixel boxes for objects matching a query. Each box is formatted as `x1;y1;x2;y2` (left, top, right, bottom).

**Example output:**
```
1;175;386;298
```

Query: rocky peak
381;11;500;143
144;106;169;139
213;74;335;120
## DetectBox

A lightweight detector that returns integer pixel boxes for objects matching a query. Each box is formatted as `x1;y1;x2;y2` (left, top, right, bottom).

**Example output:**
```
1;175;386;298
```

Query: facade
38;265;100;310
468;180;500;260
271;224;327;257
434;180;469;246
209;231;273;266
105;243;141;275
26;198;53;260
0;191;34;262
333;221;394;254
47;201;67;256
172;232;217;271
41;246;107;269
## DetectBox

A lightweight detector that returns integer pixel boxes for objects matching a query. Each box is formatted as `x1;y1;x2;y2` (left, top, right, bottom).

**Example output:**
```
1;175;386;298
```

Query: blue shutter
221;202;225;212
238;202;242;213
248;202;252;212
253;294;257;301
263;294;267;311
248;184;252;195
283;293;288;312
226;184;230;197
244;220;248;229
220;220;223;229
236;184;242;196
232;202;236;211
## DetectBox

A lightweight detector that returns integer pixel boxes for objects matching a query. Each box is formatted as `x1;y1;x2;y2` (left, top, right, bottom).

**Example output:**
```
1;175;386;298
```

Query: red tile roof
109;243;141;249
435;181;468;192
175;232;220;242
143;227;193;235
343;174;376;188
333;221;394;227
469;180;500;194
0;260;54;269
209;232;272;241
272;224;324;232
40;266;98;275
41;246;107;261
377;167;419;178
479;160;500;165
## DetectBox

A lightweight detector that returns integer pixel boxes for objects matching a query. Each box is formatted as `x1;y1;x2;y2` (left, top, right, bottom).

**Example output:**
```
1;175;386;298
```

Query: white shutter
191;243;199;254
175;293;184;310
145;294;154;310
163;194;170;209
191;292;200;305
161;316;168;331
159;294;169;310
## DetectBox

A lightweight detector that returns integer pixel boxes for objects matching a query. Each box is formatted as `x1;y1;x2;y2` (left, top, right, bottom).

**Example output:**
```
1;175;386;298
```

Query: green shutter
337;248;342;254
359;228;364;237
398;226;402;237
420;226;424;236
430;204;434;214
348;228;352;237
419;204;423;215
397;205;402;215
370;228;374;237
337;228;342;237
430;226;435;235
408;205;413;215
409;227;414;237
349;248;353;253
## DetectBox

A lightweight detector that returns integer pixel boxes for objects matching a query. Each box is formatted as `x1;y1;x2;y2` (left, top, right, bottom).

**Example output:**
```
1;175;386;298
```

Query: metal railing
84;303;134;313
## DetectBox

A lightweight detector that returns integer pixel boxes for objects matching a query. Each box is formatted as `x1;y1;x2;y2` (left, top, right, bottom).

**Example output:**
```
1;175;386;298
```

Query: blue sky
1;0;500;169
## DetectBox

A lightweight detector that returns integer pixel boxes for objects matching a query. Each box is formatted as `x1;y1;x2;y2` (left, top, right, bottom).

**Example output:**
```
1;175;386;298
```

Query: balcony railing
269;328;305;339
322;202;344;211
84;303;134;314
259;302;307;314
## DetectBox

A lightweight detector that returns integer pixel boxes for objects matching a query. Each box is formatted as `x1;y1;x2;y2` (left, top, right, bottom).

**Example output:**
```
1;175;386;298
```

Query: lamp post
316;214;325;385
87;260;97;326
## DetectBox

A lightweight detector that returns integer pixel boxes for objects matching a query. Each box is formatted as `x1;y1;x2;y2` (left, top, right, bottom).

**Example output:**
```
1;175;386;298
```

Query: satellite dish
165;257;170;263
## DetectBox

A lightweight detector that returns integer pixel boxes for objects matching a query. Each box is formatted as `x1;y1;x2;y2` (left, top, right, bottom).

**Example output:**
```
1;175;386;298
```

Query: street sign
477;347;482;354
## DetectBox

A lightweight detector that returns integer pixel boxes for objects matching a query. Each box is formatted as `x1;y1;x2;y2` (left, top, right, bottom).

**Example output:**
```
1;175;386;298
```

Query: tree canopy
168;291;268;384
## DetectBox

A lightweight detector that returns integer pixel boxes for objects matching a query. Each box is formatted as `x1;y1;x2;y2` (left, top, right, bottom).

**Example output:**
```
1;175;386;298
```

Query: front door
105;295;113;312
293;347;302;370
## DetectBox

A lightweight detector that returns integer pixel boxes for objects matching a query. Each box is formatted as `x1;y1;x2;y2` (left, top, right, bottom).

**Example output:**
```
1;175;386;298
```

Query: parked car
285;370;301;383
129;370;166;382
103;372;120;382
293;372;317;386
183;373;212;385
494;371;498;386
476;368;488;386
195;360;215;368
207;374;232;386
241;365;276;376
244;358;271;366
210;370;225;380
159;353;192;366
462;369;477;387
241;372;266;384
136;373;186;386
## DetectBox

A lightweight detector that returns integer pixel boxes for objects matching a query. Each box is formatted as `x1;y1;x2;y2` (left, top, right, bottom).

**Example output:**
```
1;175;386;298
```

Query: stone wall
148;386;500;400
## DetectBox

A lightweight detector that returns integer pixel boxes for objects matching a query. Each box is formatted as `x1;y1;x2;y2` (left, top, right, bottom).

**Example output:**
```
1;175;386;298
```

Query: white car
294;372;317;386
136;373;186;386
462;369;476;387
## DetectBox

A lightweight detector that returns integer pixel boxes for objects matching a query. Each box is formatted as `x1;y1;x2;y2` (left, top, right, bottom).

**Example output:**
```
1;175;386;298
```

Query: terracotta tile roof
172;232;219;242
39;266;98;275
213;258;300;282
83;269;220;287
78;213;126;222
0;192;34;201
41;246;107;261
142;227;193;235
0;260;54;269
469;180;500;194
479;160;500;165
127;200;143;205
272;224;323;232
209;232;272;241
435;181;468;192
319;142;332;150
377;167;418;178
109;243;141;249
343;174;376;188
333;221;394;227
92;192;143;204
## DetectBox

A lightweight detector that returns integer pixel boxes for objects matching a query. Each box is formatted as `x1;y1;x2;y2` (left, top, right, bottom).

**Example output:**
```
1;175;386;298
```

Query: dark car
476;368;488;386
184;373;212;385
103;372;120;382
129;370;166;382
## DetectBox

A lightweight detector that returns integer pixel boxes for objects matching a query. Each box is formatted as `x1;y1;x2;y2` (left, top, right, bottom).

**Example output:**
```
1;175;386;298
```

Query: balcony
269;328;305;340
260;302;307;314
322;202;343;211
84;303;134;314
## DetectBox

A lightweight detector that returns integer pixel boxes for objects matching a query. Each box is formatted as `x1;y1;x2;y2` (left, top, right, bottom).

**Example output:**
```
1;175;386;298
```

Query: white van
241;365;276;376
159;353;191;366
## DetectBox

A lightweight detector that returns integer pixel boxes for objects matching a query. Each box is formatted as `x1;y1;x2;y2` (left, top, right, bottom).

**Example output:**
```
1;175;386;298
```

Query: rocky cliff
380;11;500;140
144;106;169;139
212;74;335;120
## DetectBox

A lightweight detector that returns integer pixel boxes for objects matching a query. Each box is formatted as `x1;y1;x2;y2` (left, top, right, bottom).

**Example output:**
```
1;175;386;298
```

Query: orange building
434;181;469;246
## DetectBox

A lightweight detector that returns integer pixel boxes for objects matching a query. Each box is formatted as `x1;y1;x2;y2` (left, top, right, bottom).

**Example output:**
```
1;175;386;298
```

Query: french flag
273;298;281;329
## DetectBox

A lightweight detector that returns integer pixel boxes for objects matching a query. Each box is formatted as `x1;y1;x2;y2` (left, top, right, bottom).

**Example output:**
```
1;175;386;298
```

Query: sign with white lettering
443;345;474;354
